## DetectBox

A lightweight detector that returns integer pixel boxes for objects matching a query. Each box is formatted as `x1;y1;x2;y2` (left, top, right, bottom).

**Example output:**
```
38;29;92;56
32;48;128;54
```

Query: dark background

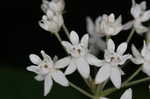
5;0;150;98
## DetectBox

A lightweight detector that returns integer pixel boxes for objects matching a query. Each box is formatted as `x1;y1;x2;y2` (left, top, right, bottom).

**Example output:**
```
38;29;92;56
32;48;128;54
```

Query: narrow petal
117;42;127;55
120;88;132;99
61;41;73;53
95;64;111;84
119;54;132;65
34;75;44;81
70;31;79;45
52;70;69;86
141;10;150;22
107;39;115;52
134;22;148;34
141;41;147;57
142;62;150;76
110;67;122;88
41;50;53;65
75;58;90;79
26;65;41;74
55;56;71;69
123;21;133;30
29;54;42;65
86;54;103;67
131;44;142;58
81;34;89;48
65;61;77;75
44;74;53;96
86;17;95;35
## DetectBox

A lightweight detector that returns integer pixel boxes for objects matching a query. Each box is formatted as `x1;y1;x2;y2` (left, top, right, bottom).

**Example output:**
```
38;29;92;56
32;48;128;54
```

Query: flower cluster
27;0;150;98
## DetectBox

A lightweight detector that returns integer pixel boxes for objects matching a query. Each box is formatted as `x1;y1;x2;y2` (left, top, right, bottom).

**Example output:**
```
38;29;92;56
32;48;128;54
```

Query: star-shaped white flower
124;0;150;34
95;39;131;88
100;88;132;99
39;10;64;33
56;31;102;79
99;13;123;36
27;51;69;96
86;17;106;54
131;41;150;76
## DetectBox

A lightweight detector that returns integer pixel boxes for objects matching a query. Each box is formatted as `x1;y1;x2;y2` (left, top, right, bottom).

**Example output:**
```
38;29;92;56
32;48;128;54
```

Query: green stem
123;66;143;85
62;24;70;39
101;77;150;96
54;33;62;42
126;28;135;43
69;82;94;99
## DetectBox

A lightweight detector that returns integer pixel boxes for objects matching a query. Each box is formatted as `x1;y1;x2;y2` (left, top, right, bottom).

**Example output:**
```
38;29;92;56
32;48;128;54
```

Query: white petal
108;13;115;22
120;88;132;99
55;56;71;69
52;70;69;86
81;34;89;48
107;39;115;52
110;67;122;88
117;42;127;55
76;58;90;79
119;54;132;65
70;31;79;45
41;50;53;65
141;41;147;57
140;1;146;10
95;64;111;84
26;65;41;74
86;54;103;67
44;74;53;96
65;61;77;75
86;17;95;35
143;62;150;76
34;75;44;81
131;44;141;58
134;22;148;34
123;21;133;30
62;41;73;53
29;54;42;65
141;10;150;22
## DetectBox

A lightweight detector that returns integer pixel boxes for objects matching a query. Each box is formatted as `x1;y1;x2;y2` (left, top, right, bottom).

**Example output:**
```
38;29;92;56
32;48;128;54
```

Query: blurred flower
41;0;65;14
39;10;64;33
124;0;150;34
39;0;65;33
100;88;132;99
27;50;69;96
95;39;131;88
86;17;106;54
58;31;103;78
131;41;150;76
99;13;123;36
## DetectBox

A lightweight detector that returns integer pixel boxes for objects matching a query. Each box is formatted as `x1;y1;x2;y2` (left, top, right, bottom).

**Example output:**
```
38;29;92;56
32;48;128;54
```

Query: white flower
95;39;131;88
124;0;150;34
131;41;150;76
57;31;103;79
26;50;69;96
99;13;123;36
100;88;132;99
41;0;65;14
39;10;64;33
86;17;106;54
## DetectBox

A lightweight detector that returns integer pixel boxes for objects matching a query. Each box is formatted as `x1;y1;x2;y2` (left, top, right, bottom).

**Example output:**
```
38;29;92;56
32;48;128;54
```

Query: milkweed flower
26;50;69;96
39;0;65;33
99;13;123;36
95;39;131;88
124;0;150;34
56;31;103;79
86;17;106;54
131;41;150;76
